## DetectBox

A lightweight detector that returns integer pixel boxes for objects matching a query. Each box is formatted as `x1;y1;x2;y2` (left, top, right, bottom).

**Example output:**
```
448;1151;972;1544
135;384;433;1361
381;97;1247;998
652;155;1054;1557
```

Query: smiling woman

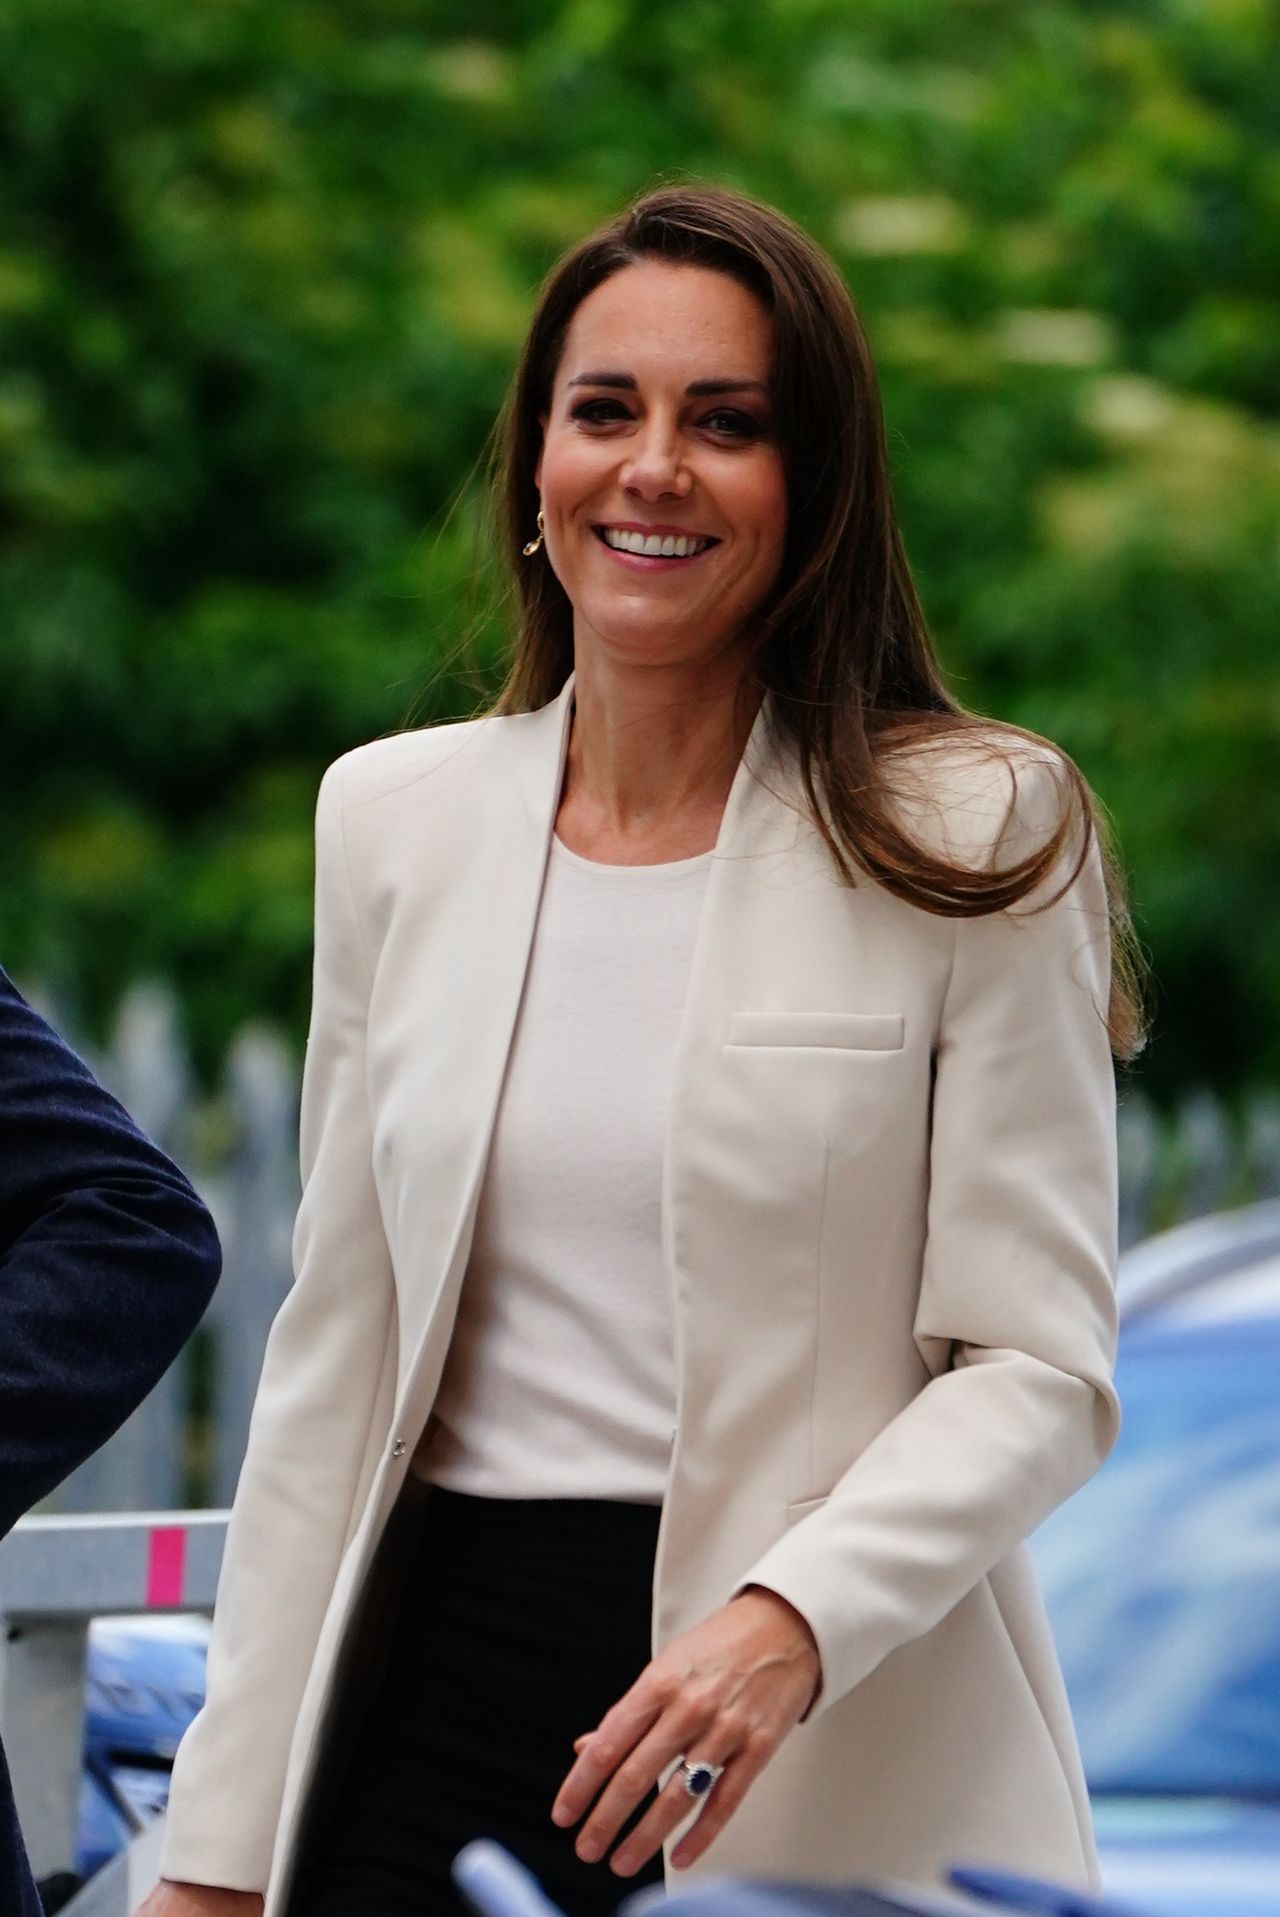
146;181;1146;1917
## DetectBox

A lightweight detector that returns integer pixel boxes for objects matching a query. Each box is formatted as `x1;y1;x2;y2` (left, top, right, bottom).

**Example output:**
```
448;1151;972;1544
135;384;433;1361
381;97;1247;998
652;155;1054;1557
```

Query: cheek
736;458;788;562
539;435;605;510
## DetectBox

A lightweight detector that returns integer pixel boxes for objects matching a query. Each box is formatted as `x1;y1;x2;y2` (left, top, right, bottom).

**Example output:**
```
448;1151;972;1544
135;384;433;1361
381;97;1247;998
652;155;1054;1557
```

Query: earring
522;507;545;557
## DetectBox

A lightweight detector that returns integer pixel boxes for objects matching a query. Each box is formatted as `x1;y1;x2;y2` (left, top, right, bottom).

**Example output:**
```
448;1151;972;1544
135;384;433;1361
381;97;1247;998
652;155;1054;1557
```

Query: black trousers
290;1486;667;1917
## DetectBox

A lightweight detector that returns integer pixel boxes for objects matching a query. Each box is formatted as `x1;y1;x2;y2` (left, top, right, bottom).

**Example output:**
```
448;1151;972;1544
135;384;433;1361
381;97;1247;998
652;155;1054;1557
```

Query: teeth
601;528;711;558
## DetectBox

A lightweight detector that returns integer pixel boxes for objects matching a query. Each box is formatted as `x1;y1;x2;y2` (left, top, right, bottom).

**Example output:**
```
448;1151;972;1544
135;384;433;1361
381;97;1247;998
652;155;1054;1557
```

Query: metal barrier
0;1511;228;1913
45;1818;168;1917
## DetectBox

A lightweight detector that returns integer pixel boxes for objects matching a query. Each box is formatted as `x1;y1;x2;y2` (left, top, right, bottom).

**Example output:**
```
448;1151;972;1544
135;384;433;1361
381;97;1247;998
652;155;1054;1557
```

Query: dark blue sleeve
0;967;222;1537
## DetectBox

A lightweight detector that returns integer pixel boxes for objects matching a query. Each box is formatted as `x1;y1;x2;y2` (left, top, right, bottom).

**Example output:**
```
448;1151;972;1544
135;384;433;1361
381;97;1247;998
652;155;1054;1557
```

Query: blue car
1032;1201;1280;1916
76;1613;210;1879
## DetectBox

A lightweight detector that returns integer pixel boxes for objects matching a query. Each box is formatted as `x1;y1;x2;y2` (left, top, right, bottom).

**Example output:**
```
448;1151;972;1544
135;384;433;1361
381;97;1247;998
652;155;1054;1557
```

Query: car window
1030;1316;1280;1797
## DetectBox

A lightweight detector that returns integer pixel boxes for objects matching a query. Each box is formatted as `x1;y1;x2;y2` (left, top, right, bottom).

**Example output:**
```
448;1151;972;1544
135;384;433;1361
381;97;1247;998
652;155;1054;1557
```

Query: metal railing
0;1511;228;1913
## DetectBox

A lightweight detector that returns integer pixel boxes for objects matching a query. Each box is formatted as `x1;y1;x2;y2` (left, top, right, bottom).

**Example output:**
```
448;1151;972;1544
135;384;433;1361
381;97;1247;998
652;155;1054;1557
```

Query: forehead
556;260;772;383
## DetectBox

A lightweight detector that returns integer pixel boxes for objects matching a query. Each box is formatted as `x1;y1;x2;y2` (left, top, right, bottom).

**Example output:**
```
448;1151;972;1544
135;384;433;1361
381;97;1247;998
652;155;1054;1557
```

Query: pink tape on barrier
146;1526;187;1607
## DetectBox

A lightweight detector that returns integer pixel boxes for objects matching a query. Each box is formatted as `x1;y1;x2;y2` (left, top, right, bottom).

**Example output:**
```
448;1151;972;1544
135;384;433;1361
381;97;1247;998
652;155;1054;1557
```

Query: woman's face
535;260;787;679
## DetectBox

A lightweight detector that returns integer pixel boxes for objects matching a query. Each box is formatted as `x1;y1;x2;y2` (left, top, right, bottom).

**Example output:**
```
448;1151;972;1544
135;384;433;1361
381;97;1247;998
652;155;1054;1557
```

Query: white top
412;830;713;1501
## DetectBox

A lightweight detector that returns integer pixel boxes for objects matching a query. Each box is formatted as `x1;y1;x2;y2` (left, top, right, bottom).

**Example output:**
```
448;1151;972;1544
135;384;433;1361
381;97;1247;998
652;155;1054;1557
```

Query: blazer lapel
389;673;575;1422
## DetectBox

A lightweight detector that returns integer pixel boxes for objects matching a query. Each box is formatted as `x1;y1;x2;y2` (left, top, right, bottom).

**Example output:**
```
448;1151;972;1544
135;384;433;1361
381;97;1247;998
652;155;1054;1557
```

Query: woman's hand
133;1882;262;1917
550;1584;821;1878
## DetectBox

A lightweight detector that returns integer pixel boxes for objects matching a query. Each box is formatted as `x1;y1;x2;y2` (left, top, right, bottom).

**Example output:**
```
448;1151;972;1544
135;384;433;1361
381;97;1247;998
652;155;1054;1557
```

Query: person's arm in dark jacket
0;966;222;1538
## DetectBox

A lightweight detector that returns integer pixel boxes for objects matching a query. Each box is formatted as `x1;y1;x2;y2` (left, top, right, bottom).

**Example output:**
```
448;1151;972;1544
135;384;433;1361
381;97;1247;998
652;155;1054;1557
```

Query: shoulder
313;699;562;824
0;968;106;1111
318;710;497;811
876;722;1084;875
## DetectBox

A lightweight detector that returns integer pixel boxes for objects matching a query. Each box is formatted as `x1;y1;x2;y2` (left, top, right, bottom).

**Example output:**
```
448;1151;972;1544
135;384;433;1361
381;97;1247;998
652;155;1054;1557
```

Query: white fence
24;977;1280;1517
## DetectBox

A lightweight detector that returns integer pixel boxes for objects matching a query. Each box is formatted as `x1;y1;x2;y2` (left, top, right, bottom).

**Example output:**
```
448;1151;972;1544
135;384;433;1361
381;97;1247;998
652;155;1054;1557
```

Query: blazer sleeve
737;749;1121;1720
0;970;221;1539
161;757;398;1892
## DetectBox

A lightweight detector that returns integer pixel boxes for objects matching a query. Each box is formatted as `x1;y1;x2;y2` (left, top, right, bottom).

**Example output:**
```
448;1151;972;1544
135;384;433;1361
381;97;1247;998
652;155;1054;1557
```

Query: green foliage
1;0;1276;1092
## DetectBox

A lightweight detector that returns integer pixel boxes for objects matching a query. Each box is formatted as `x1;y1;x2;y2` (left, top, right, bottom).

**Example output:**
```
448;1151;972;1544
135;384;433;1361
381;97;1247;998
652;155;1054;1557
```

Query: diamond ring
676;1757;725;1799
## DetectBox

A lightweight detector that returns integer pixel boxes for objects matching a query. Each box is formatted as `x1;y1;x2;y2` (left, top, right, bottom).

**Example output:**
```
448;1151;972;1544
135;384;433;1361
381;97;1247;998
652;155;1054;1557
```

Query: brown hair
484;180;1146;1062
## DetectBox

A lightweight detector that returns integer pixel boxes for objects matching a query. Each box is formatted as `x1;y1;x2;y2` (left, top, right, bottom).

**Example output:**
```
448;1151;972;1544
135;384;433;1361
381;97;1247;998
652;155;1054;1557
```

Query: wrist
737;1581;822;1696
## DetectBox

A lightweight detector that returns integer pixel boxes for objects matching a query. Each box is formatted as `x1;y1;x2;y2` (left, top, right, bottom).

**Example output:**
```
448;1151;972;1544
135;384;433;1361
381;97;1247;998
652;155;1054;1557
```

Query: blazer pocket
727;1010;905;1052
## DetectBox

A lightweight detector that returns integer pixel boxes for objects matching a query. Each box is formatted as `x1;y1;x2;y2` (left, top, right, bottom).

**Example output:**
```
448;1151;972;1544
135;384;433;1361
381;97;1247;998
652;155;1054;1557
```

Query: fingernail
611;1852;637;1877
577;1836;602;1863
551;1804;573;1827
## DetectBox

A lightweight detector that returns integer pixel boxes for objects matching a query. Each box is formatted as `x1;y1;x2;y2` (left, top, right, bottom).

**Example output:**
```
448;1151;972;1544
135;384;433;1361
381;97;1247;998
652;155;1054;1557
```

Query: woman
142;182;1144;1917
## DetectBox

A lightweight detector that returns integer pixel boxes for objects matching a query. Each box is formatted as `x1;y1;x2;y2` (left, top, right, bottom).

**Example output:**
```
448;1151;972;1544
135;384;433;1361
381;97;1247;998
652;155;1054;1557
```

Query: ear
535;412;547;491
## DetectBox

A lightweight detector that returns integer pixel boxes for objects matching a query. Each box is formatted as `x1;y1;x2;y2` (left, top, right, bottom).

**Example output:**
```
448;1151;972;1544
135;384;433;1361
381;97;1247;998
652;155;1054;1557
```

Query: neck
561;649;762;840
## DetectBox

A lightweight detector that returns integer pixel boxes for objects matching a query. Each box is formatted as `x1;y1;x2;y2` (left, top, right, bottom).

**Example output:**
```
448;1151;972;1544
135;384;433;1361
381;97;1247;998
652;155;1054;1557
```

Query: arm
156;757;398;1894
737;750;1121;1718
0;970;221;1539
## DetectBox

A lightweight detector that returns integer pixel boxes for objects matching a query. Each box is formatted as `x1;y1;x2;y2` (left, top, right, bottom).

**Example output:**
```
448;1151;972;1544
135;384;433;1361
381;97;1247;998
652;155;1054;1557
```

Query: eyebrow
566;371;771;398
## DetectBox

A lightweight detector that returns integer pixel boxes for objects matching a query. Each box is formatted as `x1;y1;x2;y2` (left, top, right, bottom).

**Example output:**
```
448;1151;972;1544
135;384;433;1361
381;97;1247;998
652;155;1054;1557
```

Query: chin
587;624;714;668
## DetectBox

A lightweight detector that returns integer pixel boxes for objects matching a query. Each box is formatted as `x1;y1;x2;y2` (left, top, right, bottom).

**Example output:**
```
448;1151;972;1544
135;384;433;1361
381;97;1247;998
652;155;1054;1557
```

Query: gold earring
522;506;545;557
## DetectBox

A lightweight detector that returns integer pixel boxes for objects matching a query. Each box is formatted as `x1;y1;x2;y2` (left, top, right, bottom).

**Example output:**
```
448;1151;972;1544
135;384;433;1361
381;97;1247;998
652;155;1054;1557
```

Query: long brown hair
485;180;1146;1062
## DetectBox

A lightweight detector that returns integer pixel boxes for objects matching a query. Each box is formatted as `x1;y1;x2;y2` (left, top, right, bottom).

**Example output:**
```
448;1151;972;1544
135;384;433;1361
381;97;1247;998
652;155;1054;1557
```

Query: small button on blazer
161;672;1120;1905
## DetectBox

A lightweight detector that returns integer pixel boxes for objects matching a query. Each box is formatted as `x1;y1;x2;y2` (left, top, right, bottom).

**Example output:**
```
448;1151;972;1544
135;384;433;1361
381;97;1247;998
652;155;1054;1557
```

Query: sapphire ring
676;1757;724;1799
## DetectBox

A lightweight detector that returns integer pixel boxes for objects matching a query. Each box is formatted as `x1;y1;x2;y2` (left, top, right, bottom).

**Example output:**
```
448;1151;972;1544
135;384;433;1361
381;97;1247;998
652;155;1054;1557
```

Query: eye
701;409;762;439
570;398;630;424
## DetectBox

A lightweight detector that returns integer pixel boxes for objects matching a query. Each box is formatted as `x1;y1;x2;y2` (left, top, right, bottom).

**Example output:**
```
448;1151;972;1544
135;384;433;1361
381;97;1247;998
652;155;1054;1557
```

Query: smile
593;525;718;561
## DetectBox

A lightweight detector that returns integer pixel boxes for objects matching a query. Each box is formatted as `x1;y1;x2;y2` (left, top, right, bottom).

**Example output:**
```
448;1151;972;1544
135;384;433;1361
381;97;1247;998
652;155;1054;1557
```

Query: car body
76;1613;209;1879
1031;1199;1280;1917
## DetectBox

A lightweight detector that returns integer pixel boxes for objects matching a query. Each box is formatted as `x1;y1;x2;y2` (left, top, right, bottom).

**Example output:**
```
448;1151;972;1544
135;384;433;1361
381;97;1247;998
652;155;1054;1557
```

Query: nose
618;414;692;502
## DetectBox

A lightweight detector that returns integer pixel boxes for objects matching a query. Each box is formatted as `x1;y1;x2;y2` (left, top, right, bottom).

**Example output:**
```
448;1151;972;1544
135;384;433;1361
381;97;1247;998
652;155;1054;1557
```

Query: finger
551;1689;663;1829
606;1746;746;1879
667;1733;772;1871
601;1717;758;1878
571;1705;716;1866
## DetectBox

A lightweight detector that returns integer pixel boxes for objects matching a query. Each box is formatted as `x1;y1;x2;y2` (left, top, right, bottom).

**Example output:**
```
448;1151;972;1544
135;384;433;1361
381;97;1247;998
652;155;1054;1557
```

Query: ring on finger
675;1756;725;1799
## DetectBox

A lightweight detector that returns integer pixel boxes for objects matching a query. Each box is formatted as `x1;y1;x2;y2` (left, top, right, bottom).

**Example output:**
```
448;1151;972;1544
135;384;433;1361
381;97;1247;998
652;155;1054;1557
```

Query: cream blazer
160;672;1121;1908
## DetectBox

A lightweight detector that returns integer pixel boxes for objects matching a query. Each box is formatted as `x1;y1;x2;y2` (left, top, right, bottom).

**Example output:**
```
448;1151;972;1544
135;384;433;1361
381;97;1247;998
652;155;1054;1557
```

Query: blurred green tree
0;0;1276;1093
